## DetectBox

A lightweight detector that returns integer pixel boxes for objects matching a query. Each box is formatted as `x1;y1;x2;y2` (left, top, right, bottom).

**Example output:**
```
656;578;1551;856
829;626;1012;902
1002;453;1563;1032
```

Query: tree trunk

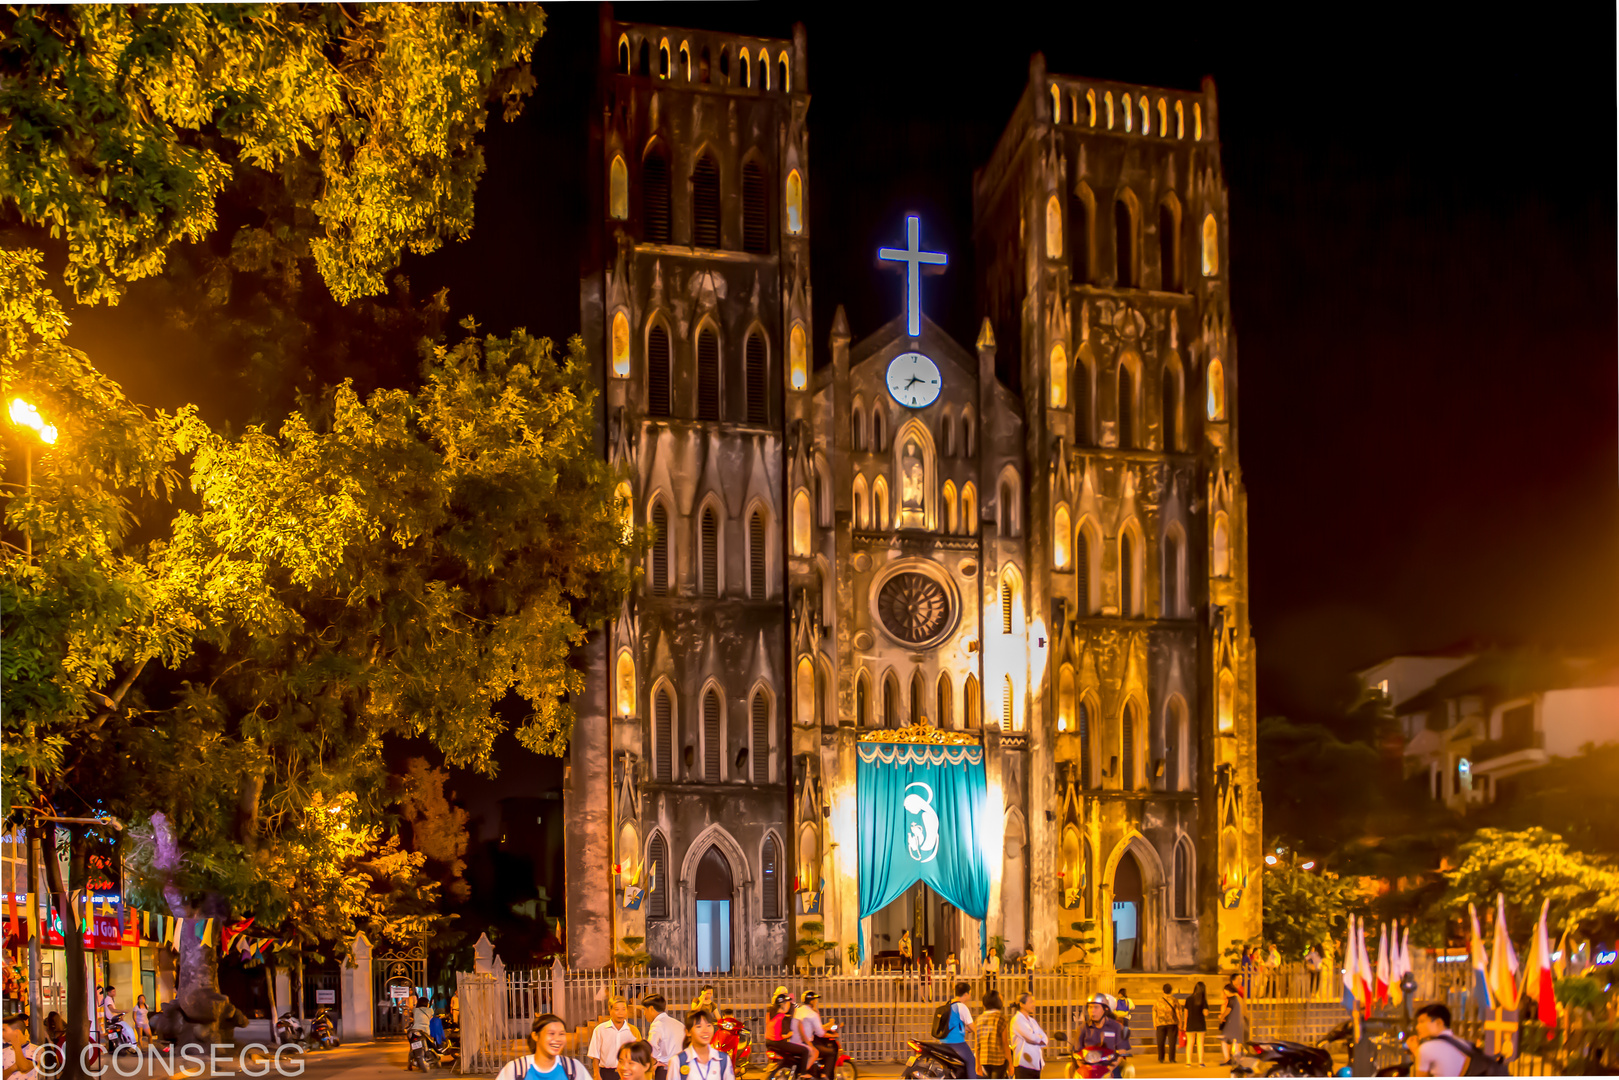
146;812;248;1051
42;825;91;1080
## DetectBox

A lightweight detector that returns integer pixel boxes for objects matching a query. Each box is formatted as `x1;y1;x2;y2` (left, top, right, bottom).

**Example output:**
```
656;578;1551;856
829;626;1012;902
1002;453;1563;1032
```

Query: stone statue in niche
899;439;926;528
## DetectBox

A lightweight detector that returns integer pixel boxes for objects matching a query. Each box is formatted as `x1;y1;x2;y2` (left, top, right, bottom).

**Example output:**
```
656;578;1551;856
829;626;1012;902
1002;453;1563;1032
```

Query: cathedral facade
565;12;1261;976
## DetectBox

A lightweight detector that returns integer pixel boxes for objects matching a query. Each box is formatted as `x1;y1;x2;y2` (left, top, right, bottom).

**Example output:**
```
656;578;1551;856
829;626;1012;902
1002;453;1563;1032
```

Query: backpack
676;1049;733;1080
932;1002;954;1040
1437;1034;1510;1077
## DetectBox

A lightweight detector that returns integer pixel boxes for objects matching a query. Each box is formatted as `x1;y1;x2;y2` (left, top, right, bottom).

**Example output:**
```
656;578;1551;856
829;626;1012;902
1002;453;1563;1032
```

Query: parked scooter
422;1017;460;1072
1228;1039;1336;1077
306;1008;340;1050
275;1011;307;1048
713;1012;753;1074
902;1039;966;1080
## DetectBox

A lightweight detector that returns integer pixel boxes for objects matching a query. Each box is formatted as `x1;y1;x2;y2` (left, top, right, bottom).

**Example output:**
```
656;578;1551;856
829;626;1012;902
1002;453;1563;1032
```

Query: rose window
877;573;951;644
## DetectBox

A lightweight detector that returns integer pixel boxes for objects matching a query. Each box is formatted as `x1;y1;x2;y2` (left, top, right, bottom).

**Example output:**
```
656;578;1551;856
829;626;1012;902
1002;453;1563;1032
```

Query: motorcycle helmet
1086;993;1110;1007
802;991;821;1003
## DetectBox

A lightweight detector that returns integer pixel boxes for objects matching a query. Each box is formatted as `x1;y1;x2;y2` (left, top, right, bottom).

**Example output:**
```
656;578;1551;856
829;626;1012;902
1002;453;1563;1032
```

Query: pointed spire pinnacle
976;317;997;351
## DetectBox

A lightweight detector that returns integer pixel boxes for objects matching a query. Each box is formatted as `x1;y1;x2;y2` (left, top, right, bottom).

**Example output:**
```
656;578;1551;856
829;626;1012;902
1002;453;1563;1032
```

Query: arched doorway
695;846;733;972
1112;850;1144;971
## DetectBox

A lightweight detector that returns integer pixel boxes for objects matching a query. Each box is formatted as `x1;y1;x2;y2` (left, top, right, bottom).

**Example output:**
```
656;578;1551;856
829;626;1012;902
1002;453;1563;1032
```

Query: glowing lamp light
1301;861;1316;870
9;398;57;444
1264;854;1278;866
1596;950;1617;966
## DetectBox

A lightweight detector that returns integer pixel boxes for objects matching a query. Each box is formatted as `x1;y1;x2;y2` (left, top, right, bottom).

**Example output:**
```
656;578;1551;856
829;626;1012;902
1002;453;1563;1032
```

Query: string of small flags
6;896;295;961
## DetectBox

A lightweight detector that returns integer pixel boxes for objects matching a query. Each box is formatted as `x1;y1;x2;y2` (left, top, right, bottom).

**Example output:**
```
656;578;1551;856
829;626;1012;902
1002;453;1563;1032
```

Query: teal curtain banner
857;741;990;964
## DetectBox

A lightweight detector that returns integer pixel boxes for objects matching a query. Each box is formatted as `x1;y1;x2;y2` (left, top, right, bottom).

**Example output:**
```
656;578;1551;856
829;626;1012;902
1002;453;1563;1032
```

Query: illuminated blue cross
879;215;947;338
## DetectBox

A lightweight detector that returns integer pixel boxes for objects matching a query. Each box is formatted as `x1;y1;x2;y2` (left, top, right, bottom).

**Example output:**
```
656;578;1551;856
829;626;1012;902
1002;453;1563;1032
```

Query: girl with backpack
496;1014;585;1080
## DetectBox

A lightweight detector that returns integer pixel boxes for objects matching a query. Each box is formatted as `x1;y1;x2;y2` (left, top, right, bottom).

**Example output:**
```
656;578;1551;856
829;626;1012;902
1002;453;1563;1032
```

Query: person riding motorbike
765;991;810;1079
1076;995;1131;1080
792;992;832;1080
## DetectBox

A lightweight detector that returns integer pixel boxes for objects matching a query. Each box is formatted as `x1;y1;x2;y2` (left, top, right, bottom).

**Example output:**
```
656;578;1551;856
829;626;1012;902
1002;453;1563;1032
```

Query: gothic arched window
702;687;723;782
692;151;721;248
1159;196;1182;292
742;158;769;254
700;504;720;597
1120;528;1138;617
752;689;772;782
965;675;981;730
936;674;953;729
1202;213;1219;276
1163;362;1183;451
1121;700;1138;789
1078;699;1093;787
1118;362;1138;449
643;145;671;243
647;832;669;918
749;508;768;599
1115;195;1137;288
1071;184;1095;285
746;331;768;423
647;322;671;416
1075;523;1093;614
761;835;781;919
786;170;804;235
650;502;671;595
697;324;721;421
1173;837;1194;919
653;687;674;781
1003;674;1016;730
857;672;871;727
883;674;899;729
609;156;628;220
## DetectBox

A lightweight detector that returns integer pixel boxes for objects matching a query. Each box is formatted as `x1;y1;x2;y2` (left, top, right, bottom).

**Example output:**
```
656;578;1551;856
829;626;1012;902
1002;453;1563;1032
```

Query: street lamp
9;398;59;1043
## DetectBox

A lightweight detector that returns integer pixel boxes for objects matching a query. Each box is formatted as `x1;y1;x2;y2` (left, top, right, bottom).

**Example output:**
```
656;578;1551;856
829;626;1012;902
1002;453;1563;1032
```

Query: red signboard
37;899;123;950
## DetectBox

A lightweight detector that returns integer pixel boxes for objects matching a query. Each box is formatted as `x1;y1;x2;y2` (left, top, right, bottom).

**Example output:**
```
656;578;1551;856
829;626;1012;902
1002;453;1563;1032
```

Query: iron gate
373;945;427;1038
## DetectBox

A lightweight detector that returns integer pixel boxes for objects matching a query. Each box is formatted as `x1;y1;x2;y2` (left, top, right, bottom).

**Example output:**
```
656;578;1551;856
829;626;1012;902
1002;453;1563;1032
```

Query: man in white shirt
641;994;685;1080
1408;1004;1472;1077
791;992;828;1079
1010;993;1049;1079
588;997;640;1080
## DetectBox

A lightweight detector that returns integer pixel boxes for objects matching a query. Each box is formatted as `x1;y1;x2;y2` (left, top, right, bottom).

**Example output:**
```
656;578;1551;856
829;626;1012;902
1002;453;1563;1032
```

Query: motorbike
902;1039;965;1080
276;1011;308;1048
422;1019;460;1072
1050;1029;1134;1079
768;1022;855;1080
102;1013;139;1057
713;1013;753;1074
308;1008;341;1050
1228;1039;1335;1077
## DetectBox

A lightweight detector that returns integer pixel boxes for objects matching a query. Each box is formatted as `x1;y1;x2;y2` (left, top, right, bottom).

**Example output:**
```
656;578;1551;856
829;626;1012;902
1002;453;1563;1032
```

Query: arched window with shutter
1121;701;1137;789
1078;699;1093;787
650;501;671;595
761;835;781;920
752;689;771;782
647;321;671;416
609;156;628;220
745;331;768;423
1071;183;1095;285
643;144;671;243
936;674;954;729
653;686;674;781
965;675;981;730
742;158;768;254
748;508;767;599
1173;837;1194;919
1003;674;1016;730
692;151;721;248
883;674;899;729
700;504;720;597
1118;361;1137;449
1115;194;1137;288
856;671;871;727
851;409;864;451
647;832;669;918
942;481;958;535
872;405;887;452
1001;578;1014;634
1075;522;1092;614
693;323;720;421
703;687;723;782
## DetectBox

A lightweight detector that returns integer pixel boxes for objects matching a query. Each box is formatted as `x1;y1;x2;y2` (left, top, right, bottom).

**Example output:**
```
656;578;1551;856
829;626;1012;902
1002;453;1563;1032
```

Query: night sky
74;4;1617;731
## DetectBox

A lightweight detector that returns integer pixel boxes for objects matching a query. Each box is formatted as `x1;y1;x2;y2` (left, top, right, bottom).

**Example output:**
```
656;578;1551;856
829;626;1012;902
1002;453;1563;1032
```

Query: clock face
886;352;942;408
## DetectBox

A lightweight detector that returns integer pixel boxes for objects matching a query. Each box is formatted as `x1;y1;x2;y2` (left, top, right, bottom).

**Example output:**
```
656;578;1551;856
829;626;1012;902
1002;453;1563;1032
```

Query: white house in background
1360;649;1619;811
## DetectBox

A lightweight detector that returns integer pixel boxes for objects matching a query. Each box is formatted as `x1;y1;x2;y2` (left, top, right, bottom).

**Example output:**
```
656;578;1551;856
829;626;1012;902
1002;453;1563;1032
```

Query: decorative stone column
341;932;373;1042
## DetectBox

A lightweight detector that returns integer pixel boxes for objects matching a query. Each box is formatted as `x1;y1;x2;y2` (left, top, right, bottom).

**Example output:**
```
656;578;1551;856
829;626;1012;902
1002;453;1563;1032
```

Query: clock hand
905;375;921;388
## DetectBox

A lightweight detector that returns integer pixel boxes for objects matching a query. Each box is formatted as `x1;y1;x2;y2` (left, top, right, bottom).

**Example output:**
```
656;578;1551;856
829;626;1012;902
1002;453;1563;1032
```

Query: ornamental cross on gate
878;215;947;337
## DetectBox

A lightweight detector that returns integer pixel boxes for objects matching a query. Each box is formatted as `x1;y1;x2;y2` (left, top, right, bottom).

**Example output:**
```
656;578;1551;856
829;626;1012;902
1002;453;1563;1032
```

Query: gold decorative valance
857;718;981;746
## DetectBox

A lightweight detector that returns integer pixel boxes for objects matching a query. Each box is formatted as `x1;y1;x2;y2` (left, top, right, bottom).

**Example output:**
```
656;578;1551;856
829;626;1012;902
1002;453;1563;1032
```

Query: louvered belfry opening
1076;529;1091;614
703;689;722;781
742;160;768;254
1001;580;1014;633
1078;702;1092;787
650;503;669;594
1118;364;1136;448
748;510;766;598
692;152;721;248
654;688;673;780
751;692;769;783
745;333;768;423
700;507;719;597
643;150;671;243
697;327;721;420
1122;702;1136;788
647;323;671;416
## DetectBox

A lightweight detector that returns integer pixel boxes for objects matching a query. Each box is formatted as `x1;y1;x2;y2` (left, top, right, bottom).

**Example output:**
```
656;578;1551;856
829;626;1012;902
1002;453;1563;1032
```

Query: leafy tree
1480;743;1619;859
0;3;545;306
1436;827;1619;941
1260;857;1365;960
398;758;472;903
